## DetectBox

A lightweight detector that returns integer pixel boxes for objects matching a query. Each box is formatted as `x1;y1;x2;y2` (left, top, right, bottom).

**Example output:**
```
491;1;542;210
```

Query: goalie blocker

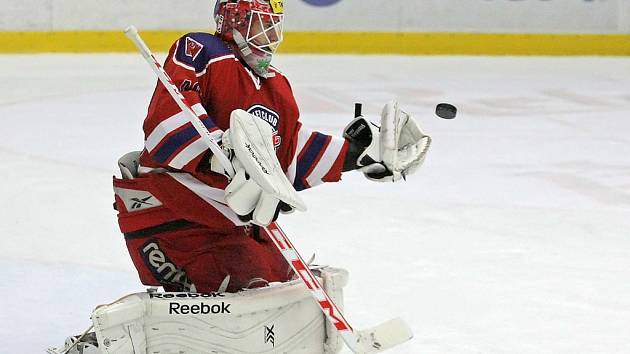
49;267;348;354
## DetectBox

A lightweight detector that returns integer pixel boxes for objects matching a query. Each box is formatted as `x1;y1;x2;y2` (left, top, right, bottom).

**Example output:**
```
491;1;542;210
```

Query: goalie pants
124;224;292;293
114;175;292;293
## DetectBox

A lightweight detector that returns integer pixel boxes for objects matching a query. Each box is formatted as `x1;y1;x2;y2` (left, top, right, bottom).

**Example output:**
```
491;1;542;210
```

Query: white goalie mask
245;9;284;56
215;0;285;78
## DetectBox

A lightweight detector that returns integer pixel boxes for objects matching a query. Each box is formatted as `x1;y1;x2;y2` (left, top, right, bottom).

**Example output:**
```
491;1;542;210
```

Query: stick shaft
355;102;363;118
263;224;358;345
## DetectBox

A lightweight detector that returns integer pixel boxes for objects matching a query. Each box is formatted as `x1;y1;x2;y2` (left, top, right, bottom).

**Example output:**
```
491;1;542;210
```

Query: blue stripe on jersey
175;33;232;74
200;116;217;131
153;125;197;163
294;133;329;191
153;117;217;164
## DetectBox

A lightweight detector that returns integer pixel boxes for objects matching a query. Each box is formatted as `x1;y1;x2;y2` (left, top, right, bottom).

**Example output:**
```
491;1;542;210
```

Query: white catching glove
343;100;431;182
211;109;305;226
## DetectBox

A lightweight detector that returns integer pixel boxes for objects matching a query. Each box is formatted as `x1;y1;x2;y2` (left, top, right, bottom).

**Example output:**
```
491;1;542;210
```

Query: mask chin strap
232;29;275;78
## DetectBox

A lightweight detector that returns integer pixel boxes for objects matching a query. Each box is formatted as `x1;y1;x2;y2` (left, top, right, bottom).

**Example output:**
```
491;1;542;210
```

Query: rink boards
1;0;629;55
0;31;629;55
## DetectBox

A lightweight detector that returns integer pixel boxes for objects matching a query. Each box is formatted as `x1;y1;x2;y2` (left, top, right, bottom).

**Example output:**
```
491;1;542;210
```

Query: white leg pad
91;267;348;354
92;295;147;353
321;267;348;354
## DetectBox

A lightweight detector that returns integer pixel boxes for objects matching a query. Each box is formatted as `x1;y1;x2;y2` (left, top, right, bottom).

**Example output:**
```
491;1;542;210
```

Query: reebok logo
169;302;231;315
150;292;225;299
141;241;195;292
114;187;162;212
131;196;153;209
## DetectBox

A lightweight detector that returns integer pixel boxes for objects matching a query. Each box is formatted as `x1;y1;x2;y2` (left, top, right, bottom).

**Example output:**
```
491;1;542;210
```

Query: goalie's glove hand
206;133;285;226
224;162;294;225
343;100;431;182
211;109;305;226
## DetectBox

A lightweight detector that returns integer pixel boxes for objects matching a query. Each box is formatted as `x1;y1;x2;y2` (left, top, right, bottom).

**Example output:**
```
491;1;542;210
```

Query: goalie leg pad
90;267;348;354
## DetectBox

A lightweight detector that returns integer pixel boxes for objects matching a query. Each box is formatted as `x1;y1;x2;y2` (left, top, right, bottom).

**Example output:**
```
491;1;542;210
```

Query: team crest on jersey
185;37;204;61
247;104;281;148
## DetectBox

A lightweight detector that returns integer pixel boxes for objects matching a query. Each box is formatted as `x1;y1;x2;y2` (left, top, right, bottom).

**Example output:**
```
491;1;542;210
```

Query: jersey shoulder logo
247;104;282;148
174;33;232;74
185;37;204;61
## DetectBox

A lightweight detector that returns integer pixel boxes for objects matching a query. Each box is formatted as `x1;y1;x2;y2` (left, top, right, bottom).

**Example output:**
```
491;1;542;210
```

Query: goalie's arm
285;122;350;191
141;36;226;175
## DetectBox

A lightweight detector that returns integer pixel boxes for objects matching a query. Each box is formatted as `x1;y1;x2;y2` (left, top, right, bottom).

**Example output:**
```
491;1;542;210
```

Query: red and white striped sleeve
140;34;228;175
286;122;349;191
142;97;222;173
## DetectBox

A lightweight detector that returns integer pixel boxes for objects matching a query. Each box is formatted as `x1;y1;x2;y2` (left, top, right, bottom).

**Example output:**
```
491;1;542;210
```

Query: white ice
1;53;629;354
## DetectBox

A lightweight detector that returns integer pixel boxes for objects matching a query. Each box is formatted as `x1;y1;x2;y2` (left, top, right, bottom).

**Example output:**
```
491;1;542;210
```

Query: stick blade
348;317;413;353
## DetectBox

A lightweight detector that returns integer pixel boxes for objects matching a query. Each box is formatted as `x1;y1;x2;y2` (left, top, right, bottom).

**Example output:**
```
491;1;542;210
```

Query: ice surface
1;53;629;353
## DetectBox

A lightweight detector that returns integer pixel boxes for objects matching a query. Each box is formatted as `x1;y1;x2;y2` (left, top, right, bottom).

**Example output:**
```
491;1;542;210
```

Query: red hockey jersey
115;33;349;235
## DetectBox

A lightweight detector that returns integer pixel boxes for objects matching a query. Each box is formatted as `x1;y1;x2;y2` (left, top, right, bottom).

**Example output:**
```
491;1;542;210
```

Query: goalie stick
264;223;413;353
124;25;413;353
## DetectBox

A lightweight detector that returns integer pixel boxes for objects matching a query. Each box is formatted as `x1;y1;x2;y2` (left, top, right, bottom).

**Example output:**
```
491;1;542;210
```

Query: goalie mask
214;0;284;78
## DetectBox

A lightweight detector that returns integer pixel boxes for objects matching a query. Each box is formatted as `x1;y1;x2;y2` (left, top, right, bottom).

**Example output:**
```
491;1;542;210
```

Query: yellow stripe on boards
0;31;628;55
0;31;191;53
281;32;630;56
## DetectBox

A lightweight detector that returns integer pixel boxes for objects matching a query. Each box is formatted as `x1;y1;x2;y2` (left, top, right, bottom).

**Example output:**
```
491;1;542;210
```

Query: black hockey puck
436;103;457;119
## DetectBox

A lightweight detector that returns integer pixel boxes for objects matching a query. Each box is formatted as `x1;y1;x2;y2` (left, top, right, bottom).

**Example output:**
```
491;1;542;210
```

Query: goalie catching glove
343;100;431;182
210;110;305;226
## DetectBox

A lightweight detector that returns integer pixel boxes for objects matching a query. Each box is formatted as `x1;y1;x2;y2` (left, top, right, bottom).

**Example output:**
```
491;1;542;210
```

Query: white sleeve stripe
306;136;345;187
167;138;207;169
145;103;206;152
145;111;188;152
166;172;248;226
138;166;168;175
287;125;314;184
190;103;207;116
196;54;237;77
